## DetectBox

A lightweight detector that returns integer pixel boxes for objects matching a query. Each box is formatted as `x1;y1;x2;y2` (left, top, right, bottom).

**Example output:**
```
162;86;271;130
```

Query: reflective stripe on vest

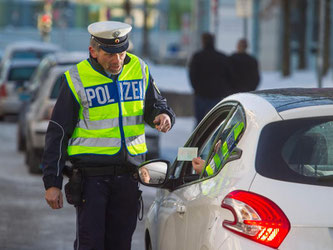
205;121;244;176
65;53;149;156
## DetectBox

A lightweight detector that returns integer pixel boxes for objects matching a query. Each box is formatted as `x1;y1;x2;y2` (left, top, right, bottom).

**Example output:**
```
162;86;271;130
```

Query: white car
139;88;333;250
0;41;60;68
25;65;68;173
0;59;40;118
17;51;88;152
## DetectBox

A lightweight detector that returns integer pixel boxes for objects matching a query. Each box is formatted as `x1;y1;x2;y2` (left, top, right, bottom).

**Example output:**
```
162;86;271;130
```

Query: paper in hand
177;147;198;161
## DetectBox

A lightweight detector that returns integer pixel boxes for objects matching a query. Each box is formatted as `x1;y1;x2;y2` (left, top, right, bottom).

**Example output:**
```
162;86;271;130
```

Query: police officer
42;21;175;250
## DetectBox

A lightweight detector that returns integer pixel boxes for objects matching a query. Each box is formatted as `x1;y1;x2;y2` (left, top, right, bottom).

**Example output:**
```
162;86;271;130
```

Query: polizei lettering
85;80;144;108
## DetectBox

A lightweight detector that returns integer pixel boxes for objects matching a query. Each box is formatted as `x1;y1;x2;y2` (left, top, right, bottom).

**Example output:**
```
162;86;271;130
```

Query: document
177;147;198;161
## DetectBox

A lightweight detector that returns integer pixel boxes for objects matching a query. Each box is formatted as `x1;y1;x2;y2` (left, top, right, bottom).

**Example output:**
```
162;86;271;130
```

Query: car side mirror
137;159;169;187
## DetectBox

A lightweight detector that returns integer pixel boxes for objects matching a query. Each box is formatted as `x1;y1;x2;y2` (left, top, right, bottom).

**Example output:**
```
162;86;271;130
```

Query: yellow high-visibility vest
65;53;149;156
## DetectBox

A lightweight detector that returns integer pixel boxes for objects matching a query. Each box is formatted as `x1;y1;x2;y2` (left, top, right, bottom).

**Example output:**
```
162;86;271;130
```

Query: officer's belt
80;165;134;177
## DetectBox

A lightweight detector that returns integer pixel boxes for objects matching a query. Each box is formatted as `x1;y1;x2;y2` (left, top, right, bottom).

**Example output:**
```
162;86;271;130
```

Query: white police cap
88;21;132;53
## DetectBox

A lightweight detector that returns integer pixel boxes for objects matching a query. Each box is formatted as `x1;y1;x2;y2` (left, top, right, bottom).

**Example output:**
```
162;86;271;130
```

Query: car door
183;104;246;250
156;102;245;250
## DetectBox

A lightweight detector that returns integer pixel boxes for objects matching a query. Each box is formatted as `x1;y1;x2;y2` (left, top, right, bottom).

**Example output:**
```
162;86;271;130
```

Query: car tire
17;126;26;152
145;231;152;250
27;144;42;174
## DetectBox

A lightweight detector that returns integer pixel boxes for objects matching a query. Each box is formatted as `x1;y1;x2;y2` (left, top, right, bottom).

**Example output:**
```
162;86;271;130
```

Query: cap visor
99;41;129;53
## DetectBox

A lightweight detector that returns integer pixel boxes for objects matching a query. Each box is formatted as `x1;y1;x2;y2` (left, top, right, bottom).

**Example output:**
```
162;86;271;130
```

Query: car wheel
25;141;30;164
145;231;152;250
27;145;42;174
16;126;26;152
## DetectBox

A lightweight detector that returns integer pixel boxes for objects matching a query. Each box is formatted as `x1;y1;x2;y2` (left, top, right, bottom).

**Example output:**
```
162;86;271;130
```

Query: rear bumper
0;97;22;115
219;227;333;250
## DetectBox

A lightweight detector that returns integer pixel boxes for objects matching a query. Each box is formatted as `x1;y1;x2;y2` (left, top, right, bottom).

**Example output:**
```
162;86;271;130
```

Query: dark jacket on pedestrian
189;47;233;99
42;54;176;190
229;52;260;92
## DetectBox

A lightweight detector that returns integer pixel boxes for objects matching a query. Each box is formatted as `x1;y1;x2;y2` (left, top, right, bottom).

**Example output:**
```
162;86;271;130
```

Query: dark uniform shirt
42;54;175;190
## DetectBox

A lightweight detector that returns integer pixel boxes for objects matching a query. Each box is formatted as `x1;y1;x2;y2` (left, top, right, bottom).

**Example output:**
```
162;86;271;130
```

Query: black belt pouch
64;169;83;207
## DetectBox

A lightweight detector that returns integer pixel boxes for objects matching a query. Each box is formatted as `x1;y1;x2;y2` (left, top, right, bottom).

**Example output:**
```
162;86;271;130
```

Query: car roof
42;51;88;65
4;41;60;51
252;88;333;112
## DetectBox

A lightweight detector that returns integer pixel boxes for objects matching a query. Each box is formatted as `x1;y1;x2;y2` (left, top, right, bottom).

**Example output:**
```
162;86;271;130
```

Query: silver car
0;59;40;119
0;41;60;67
25;65;68;173
17;51;88;152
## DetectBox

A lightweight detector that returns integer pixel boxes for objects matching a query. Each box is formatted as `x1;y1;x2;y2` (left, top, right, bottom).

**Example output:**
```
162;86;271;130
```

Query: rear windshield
50;76;62;99
8;66;36;81
12;50;52;60
256;117;333;187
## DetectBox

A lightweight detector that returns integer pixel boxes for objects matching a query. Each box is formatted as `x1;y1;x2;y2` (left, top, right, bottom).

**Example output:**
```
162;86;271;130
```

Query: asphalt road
0;121;156;250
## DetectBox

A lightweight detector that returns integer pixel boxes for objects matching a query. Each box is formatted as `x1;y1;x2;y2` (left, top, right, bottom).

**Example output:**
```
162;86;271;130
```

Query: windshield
8;66;36;81
256;117;333;187
12;50;53;60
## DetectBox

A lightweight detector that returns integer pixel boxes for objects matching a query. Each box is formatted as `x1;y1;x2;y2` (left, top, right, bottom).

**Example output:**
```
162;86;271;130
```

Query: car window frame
198;105;246;179
168;101;244;190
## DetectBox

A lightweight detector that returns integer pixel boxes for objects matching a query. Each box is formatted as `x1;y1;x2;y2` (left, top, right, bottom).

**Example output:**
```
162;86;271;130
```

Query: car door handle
176;204;186;214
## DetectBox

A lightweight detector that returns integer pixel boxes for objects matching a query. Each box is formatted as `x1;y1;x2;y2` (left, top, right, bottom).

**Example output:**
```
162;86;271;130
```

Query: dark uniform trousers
74;173;139;250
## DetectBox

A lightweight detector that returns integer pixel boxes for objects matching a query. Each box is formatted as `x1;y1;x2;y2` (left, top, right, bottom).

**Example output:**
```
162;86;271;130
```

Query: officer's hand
153;114;171;133
45;187;63;209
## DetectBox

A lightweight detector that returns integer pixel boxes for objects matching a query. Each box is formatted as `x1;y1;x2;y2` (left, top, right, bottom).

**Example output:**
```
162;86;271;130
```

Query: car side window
171;103;245;187
198;106;245;179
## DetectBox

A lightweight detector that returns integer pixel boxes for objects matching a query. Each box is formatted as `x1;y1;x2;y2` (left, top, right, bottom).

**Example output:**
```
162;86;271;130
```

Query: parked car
17;51;88;152
0;41;60;69
0;59;40;119
25;65;67;173
140;88;333;250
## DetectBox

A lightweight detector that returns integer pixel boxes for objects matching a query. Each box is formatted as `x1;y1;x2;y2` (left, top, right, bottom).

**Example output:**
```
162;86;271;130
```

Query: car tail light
221;190;290;249
0;84;7;97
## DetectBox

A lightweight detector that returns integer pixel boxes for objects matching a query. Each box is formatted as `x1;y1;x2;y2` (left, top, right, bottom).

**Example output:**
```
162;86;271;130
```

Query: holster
64;169;83;207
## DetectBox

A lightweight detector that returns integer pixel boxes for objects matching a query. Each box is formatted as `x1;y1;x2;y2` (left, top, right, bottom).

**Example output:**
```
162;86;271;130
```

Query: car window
256;117;333;187
12;50;53;60
199;106;245;178
171;103;245;187
8;66;36;81
50;76;62;99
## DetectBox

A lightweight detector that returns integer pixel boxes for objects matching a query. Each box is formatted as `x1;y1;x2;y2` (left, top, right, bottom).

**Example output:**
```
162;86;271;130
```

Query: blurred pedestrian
189;32;233;126
42;21;175;250
229;38;260;92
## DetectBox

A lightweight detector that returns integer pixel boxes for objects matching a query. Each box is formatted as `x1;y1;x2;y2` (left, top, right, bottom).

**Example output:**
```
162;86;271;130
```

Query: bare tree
298;0;307;69
281;0;291;76
142;0;150;58
323;0;331;75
